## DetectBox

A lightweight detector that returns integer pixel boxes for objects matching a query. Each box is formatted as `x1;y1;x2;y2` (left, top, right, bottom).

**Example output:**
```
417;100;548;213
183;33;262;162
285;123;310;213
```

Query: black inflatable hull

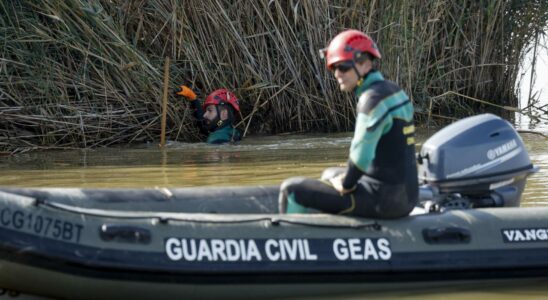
1;187;548;299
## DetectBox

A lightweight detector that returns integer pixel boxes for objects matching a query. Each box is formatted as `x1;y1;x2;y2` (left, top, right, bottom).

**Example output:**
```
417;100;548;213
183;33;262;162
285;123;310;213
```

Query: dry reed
1;0;547;153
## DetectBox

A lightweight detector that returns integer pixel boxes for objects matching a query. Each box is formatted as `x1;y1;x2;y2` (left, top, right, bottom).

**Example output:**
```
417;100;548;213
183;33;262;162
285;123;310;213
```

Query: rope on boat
32;198;382;231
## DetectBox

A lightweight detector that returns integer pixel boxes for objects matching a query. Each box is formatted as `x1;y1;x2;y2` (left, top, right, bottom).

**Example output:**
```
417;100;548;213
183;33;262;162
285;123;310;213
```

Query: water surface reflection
0;130;546;206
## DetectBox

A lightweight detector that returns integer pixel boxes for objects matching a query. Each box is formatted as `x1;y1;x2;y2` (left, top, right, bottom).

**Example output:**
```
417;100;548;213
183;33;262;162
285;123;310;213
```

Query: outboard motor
417;114;538;212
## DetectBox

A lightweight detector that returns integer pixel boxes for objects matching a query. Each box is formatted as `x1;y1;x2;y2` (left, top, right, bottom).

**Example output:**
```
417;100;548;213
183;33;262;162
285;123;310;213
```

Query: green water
0;133;352;188
0;130;546;206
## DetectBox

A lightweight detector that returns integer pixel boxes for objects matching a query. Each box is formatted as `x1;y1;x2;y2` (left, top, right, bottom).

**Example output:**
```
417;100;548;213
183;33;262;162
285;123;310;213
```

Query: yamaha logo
487;150;496;160
486;139;518;160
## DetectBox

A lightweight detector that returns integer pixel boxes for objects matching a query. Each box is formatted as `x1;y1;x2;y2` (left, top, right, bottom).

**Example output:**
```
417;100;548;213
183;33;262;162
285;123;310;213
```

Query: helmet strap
352;52;374;87
355;69;374;91
204;106;221;132
353;64;361;81
206;105;234;132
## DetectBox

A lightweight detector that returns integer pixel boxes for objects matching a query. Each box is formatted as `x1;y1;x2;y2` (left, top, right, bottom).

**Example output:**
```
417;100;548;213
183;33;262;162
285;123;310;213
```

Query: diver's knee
279;177;308;213
280;177;307;194
320;167;346;180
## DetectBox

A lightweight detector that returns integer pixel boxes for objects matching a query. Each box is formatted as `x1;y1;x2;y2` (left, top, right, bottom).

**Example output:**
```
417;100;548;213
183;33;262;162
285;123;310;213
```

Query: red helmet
320;29;381;70
203;89;240;112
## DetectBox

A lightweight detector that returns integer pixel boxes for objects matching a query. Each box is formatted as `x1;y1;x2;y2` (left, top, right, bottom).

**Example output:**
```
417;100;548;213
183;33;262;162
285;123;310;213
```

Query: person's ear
356;59;372;76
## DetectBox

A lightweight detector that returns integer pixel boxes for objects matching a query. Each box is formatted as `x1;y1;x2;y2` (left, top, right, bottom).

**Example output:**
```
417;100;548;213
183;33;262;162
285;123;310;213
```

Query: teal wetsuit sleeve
348;89;410;172
343;104;392;188
349;107;392;171
343;79;411;189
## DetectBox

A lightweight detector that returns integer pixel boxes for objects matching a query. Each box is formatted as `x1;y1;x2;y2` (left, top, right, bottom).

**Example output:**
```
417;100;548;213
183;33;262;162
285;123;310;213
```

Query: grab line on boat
30;198;381;230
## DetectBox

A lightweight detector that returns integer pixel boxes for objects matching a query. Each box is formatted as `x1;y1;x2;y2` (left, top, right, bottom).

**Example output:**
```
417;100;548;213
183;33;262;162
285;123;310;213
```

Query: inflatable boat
0;114;543;299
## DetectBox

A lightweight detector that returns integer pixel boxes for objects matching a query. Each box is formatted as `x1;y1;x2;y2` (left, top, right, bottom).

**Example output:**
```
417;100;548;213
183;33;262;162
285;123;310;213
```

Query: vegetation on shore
1;0;547;153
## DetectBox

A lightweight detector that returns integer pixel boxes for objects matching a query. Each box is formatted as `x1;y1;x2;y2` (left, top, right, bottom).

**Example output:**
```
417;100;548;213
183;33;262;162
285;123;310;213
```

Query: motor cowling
417;114;537;210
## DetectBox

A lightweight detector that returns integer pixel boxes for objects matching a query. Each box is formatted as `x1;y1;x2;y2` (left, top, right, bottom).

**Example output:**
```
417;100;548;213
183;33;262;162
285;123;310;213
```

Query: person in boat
177;86;242;144
279;29;418;218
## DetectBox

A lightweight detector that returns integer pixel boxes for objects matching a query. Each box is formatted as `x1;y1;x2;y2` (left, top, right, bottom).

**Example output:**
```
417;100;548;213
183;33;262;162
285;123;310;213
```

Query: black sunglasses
331;62;354;73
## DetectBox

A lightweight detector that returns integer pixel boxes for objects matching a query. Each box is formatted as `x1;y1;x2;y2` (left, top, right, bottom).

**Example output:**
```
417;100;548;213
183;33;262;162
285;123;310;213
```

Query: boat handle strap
422;227;471;244
99;224;151;244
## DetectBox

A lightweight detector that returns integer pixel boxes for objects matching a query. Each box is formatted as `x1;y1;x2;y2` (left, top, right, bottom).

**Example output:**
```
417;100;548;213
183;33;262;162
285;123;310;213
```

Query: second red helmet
321;29;381;70
203;89;240;112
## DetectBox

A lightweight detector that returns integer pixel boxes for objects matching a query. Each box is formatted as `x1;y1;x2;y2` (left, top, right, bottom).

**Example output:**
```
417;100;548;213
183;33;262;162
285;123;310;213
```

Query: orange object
176;85;197;100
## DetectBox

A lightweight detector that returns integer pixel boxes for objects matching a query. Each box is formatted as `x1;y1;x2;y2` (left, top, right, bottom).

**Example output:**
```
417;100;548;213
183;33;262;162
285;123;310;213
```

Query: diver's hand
176;85;197;101
329;174;356;195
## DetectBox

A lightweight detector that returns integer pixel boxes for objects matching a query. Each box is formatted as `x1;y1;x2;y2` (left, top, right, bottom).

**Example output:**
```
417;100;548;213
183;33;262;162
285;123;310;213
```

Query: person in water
279;29;418;218
177;86;241;144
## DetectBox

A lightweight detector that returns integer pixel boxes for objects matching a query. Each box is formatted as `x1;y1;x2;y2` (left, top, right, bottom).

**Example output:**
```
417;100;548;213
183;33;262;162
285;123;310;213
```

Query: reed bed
1;0;547;153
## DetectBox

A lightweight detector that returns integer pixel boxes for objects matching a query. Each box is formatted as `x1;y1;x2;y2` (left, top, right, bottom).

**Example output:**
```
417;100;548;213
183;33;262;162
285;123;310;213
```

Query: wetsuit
190;101;241;144
206;124;241;144
279;70;418;218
